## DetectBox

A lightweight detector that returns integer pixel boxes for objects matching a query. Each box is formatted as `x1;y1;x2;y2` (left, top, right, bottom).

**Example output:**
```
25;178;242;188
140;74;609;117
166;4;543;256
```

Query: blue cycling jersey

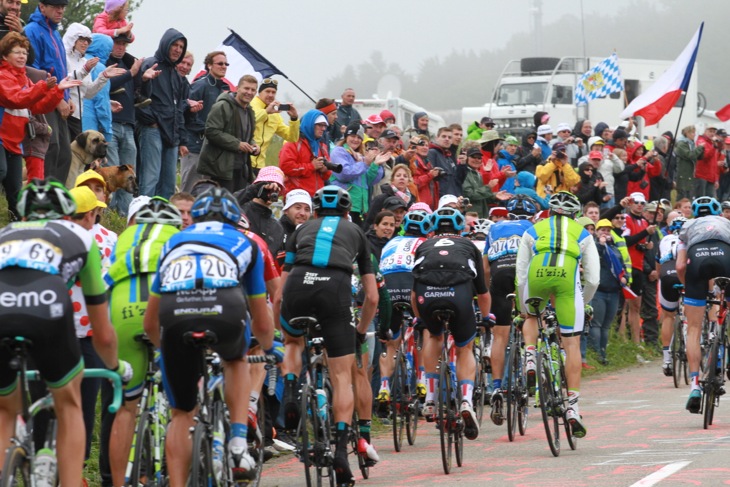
484;220;532;262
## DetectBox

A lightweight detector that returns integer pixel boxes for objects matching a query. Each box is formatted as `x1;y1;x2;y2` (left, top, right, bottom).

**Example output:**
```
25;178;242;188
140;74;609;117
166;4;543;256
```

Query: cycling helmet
313;185;352;215
134;196;182;228
722;201;730;210
402;210;432;236
431;206;465;233
471;218;493;235
17;178;76;221
668;216;687;234
691;196;721;218
191;187;241;225
505;195;538;219
549;191;581;217
238;213;250;231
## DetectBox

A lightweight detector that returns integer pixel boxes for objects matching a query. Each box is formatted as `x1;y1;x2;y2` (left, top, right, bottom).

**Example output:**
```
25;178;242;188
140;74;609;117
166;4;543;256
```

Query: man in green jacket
197;74;261;192
462;147;501;217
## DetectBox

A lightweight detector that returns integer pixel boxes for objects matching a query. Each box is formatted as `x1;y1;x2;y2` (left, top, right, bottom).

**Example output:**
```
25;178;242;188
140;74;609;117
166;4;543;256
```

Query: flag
620;23;704;126
622;285;638;300
574;53;624;106
716;103;730;122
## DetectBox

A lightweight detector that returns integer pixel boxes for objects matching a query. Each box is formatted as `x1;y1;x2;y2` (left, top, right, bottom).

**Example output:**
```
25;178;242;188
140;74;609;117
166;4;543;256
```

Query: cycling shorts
384;272;413;340
684;240;730;307
159;287;250;412
520;253;584;336
281;266;355;358
109;274;154;400
0;269;83;394
413;281;476;347
658;271;682;312
630;268;644;297
489;260;516;327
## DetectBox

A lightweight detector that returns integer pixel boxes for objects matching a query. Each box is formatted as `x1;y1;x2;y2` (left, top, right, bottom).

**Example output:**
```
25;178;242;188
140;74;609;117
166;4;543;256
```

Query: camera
433;167;445;180
255;183;279;203
461;197;471;207
277;104;291;112
636;243;648;251
323;160;343;173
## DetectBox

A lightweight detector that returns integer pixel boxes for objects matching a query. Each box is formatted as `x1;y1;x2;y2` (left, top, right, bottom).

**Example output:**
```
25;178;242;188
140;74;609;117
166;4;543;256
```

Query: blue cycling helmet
431;206;465;233
313;185;352;215
505;195;538;219
691;196;721;218
191;187;241;225
403;210;432;235
668;216;687;234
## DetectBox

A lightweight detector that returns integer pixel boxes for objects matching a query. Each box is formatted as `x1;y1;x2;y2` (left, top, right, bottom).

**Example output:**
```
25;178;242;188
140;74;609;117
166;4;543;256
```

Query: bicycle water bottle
560;348;567;365
406;351;414;386
315;388;328;422
33;448;57;487
212;430;225;480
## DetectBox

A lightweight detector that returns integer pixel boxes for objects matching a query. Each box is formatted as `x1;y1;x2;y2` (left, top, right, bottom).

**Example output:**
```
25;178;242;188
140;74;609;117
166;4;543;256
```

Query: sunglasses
262;78;278;85
212;62;229;67
584;168;593;172
613;216;626;220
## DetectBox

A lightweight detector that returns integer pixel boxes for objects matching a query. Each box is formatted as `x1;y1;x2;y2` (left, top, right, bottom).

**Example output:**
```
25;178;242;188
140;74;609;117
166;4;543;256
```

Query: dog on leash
66;130;108;188
95;164;139;199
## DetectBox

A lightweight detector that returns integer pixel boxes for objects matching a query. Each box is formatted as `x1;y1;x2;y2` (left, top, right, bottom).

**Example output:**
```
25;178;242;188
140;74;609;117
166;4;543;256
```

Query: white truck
342;97;445;136
461;56;706;139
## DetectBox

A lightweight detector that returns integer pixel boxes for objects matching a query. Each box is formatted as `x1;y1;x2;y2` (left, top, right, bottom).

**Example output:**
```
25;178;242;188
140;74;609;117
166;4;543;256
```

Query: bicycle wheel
473;344;485;426
438;352;453;474
505;338;519;442
703;339;720;429
671;317;682;388
682;326;690;385
350;412;369;480
187;422;212;487
391;351;406;452
536;348;560;457
560;362;577;451
130;410;154;487
516;340;529;437
0;446;30;487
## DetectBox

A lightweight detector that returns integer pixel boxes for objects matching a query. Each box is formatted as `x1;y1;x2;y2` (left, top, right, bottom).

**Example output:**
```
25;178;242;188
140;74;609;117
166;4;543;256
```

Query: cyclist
515;191;599;438
143;187;278;484
658;213;687;377
675;197;730;413
376;210;431;408
722;201;730;220
0;179;127;487
412;206;491;441
105;197;182;487
280;185;378;487
485;195;537;426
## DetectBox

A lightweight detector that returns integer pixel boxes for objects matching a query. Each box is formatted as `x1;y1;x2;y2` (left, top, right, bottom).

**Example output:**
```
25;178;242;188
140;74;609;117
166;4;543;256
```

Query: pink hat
380;109;396;123
364;114;384;126
253;166;285;188
409;202;433;214
105;0;127;12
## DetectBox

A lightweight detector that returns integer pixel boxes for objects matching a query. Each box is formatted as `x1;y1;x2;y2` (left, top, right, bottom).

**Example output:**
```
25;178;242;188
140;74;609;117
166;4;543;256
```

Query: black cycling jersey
413;234;488;293
684;240;730;306
283;216;373;276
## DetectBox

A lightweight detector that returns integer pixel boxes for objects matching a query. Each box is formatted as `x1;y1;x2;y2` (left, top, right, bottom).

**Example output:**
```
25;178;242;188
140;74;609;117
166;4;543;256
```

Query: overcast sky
128;0;704;108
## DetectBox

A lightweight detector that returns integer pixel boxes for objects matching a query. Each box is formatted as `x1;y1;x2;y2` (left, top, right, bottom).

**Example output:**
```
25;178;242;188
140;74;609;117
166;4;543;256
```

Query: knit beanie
105;0;127;12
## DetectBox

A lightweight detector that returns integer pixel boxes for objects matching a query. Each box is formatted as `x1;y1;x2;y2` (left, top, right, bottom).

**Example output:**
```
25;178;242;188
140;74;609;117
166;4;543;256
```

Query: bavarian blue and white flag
574;53;624;106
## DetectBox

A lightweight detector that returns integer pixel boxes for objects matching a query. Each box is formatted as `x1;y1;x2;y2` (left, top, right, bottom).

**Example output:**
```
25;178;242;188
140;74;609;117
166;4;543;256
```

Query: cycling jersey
413;235;487;288
678;215;730;250
515;215;599;335
484;220;532;263
152;221;266;298
242;229;281;282
658;233;681;311
283;216;373;276
107;222;179;399
678;216;730;307
379;235;426;275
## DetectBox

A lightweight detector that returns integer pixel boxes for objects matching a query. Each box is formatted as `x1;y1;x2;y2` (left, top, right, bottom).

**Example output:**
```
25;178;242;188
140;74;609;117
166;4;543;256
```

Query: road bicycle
471;306;490;425
670;284;689;388
700;277;730;429
525;298;576;457
288;316;336;487
504;294;528;441
389;303;419;452
0;336;123;486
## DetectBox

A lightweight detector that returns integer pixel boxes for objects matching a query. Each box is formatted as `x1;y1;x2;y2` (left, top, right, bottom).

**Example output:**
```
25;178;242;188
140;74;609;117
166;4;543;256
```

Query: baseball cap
127;195;151;224
466;147;482;158
537;124;552;136
112;32;133;43
717;128;728;138
629;192;647;203
383;196;407;211
552;142;567;154
313;114;329;126
75;169;107;189
589;150;603;160
380;129;399;140
489;207;508;218
438;194;459;209
364;114;384;126
556;122;572;133
253;166;285;188
480;116;494;126
576;216;595;228
344;122;364;139
69;186;107;213
283;189;312;211
644;202;658;212
596;218;613;229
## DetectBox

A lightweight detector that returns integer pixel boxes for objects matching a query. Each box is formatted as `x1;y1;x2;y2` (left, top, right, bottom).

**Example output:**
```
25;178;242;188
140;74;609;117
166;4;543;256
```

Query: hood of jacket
498;149;516;163
578;161;594;183
300;109;325;157
413;111;427;128
521;131;537;148
573;119;590;143
154;28;187;67
517;171;537;189
63;22;91;56
29;7;58;30
85;33;113;65
594;122;609;137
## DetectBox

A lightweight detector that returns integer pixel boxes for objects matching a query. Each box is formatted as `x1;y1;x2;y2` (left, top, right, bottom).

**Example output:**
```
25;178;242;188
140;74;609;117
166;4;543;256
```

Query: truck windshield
495;82;547;106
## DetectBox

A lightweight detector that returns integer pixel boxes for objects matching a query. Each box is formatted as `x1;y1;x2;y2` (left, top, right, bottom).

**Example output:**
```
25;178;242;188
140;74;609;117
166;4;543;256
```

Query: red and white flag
620;23;703;126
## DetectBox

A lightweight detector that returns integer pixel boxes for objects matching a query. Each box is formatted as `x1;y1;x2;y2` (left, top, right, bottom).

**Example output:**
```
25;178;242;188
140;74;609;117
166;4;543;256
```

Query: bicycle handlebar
246;354;278;364
26;368;123;413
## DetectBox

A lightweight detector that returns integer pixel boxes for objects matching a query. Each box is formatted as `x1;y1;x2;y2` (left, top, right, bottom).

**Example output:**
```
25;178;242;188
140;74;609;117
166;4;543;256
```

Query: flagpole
281;77;316;104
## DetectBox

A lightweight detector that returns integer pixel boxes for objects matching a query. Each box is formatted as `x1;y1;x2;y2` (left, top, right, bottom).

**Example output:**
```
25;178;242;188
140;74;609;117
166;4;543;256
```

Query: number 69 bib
0;239;63;275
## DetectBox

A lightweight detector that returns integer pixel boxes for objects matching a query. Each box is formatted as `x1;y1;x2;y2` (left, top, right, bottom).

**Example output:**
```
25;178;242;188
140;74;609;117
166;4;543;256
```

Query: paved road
260;359;730;486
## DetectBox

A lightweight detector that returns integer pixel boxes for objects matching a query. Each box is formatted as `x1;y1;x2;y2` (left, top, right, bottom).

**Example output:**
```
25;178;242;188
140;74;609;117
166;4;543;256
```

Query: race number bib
160;255;238;292
0;239;63;275
487;236;520;260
